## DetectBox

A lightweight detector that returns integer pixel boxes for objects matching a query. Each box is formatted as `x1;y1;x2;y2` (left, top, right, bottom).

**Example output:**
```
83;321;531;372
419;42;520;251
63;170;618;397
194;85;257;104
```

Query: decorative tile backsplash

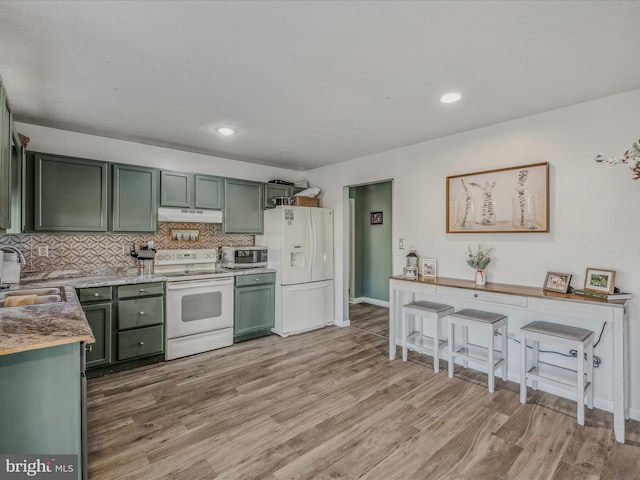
0;223;254;279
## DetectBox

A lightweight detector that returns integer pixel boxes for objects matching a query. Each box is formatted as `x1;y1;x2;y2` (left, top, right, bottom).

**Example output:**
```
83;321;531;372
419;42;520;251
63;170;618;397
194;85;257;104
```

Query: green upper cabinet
264;183;289;209
32;153;109;232
161;170;224;210
160;170;192;207
224;178;263;233
0;80;11;231
113;164;157;232
194;174;224;210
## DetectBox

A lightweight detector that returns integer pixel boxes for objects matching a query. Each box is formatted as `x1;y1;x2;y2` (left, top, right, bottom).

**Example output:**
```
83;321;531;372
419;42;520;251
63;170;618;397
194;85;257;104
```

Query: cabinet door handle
86;344;93;352
474;293;479;298
255;277;260;281
139;311;145;315
138;341;145;346
139;289;146;293
93;293;100;297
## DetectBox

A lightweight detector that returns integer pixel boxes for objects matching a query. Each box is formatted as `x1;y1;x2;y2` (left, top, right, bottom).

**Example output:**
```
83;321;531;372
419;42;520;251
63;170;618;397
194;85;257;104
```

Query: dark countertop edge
390;275;629;308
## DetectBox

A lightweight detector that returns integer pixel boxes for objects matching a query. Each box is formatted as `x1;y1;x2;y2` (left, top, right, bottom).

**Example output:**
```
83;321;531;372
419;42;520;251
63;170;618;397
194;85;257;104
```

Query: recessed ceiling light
216;127;236;136
440;92;462;104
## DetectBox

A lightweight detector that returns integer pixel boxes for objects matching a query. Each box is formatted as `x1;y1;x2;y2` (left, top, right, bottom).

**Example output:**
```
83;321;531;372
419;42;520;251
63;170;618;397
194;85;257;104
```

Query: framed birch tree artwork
446;162;549;233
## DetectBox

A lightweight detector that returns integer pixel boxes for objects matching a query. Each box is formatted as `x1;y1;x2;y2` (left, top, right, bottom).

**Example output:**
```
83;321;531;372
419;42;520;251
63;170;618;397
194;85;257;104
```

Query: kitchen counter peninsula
0;268;276;356
389;274;630;443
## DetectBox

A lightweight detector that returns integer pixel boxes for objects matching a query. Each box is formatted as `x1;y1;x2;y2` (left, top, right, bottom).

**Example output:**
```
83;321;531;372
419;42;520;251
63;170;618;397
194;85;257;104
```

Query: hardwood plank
85;307;640;480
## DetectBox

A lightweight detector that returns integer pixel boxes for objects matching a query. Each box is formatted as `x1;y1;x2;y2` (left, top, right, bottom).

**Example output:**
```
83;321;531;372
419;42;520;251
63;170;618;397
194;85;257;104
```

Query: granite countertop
0;268;277;357
0;286;94;356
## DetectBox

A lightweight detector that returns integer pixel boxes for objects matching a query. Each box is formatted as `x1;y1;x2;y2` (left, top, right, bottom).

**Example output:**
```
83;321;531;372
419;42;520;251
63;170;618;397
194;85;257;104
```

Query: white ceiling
1;1;639;171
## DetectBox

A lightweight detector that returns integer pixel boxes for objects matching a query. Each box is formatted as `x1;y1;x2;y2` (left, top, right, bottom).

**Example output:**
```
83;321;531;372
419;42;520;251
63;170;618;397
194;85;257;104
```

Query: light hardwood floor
87;303;640;479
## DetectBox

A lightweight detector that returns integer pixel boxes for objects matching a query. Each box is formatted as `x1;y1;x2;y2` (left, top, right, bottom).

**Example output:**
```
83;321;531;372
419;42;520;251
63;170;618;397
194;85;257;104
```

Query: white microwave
221;246;268;269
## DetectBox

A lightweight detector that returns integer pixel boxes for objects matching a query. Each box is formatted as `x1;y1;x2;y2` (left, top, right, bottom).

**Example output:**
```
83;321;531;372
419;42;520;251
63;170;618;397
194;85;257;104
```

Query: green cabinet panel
78;282;165;372
33;153;109;232
118;282;164;299
160;170;192;207
78;286;112;303
264;183;289;209
117;325;163;360
234;274;275;342
6;132;23;234
235;272;275;287
113;164;157;232
118;296;164;330
0;82;11;231
84;302;112;368
224;178;263;234
0;343;82;479
194;174;224;210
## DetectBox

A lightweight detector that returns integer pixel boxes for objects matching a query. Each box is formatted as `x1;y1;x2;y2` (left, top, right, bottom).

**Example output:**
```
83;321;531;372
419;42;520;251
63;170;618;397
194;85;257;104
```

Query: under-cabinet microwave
221;246;268;269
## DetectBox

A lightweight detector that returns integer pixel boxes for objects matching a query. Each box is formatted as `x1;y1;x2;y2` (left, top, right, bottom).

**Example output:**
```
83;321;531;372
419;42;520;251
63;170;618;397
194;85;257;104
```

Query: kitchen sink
0;287;66;308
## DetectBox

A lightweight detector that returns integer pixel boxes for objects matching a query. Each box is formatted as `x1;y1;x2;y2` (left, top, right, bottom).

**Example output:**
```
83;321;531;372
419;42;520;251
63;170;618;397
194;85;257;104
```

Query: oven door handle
167;279;234;290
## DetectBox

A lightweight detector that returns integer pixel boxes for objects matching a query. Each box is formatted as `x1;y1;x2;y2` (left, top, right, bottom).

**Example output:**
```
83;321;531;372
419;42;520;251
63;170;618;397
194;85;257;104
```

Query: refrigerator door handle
306;213;313;273
310;210;317;271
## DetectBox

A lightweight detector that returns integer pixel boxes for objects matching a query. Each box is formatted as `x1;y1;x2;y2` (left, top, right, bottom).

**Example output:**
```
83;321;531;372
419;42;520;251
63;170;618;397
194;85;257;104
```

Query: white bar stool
520;321;594;425
447;308;508;393
401;300;454;373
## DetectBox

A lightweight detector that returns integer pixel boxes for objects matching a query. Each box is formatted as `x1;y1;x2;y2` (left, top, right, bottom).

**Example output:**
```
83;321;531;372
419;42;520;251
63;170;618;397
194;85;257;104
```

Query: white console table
389;275;630;443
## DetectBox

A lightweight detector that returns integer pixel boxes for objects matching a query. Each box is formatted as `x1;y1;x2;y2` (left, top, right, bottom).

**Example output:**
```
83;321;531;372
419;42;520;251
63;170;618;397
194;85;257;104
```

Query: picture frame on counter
402;266;418;279
171;229;200;242
584;268;616;294
421;258;437;278
543;272;572;293
446;162;549;234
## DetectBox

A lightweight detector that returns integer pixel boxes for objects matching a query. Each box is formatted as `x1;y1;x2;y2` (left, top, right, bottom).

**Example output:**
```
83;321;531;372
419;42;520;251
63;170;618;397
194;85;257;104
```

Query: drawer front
118;282;164;299
117;325;163;360
78;286;113;303
435;285;528;307
235;272;275;287
118;296;164;330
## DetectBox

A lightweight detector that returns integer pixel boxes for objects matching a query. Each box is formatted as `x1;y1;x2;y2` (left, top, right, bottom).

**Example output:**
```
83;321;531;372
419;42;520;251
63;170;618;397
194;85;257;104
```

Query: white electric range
155;249;234;360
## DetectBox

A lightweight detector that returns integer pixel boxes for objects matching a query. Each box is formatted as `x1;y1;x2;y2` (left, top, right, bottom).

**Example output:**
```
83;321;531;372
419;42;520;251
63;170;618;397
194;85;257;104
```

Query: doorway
344;180;393;327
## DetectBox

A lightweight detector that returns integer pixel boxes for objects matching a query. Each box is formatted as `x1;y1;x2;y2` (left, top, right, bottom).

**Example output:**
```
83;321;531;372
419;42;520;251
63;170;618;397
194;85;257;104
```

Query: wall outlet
399;238;405;249
36;245;49;257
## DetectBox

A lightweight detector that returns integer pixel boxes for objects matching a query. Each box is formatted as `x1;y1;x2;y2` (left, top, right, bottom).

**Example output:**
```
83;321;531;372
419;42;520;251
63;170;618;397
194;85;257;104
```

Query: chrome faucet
0;245;26;265
0;245;27;285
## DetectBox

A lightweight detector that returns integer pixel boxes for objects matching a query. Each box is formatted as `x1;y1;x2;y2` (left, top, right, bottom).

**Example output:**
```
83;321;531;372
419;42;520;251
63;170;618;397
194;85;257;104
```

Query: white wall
15;123;302;183
306;88;640;416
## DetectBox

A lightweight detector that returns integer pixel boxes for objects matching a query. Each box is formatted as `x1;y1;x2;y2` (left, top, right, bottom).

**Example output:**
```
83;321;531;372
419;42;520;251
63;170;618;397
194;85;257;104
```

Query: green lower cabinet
83;302;112;368
234;273;275;342
117;325;164;361
78;283;165;374
0;343;82;479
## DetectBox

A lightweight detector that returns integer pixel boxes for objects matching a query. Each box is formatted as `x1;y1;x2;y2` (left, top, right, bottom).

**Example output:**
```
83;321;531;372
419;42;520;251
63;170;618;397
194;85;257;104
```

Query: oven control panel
154;249;219;265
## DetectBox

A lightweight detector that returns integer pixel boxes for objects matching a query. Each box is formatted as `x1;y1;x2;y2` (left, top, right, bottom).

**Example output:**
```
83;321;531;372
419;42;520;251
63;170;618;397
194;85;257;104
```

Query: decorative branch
460;179;472;228
595;137;640;181
469;178;498;225
516;169;529;227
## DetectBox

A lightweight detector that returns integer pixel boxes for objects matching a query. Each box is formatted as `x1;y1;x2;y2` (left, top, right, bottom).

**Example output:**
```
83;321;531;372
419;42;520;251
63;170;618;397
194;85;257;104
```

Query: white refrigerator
257;206;334;337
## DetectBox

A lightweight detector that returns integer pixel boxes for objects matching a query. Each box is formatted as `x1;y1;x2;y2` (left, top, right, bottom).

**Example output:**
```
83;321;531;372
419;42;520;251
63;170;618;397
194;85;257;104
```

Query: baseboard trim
334;319;351;328
351;297;389;308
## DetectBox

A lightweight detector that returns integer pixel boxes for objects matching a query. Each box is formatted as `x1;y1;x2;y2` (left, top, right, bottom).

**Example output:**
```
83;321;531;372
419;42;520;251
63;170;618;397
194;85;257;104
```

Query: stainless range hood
157;207;223;223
